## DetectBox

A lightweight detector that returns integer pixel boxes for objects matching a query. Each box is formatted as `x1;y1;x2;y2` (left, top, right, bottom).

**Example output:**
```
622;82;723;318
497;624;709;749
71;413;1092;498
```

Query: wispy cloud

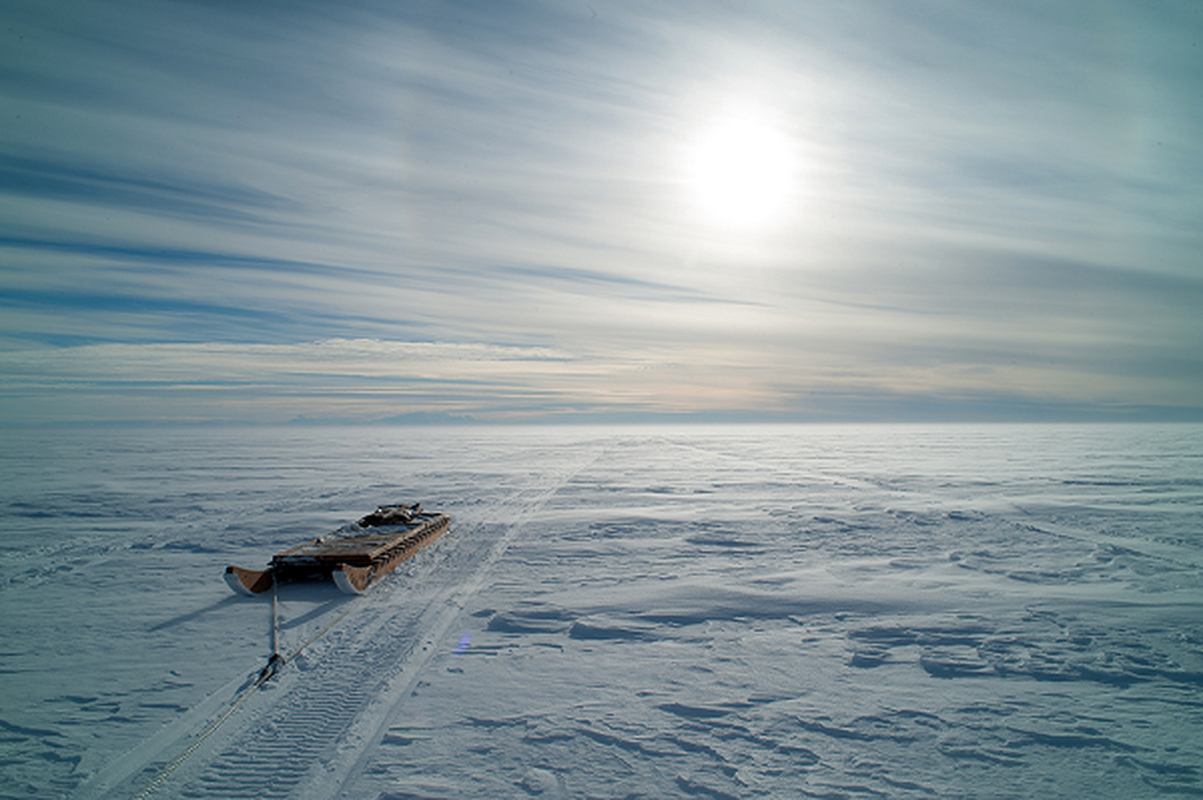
1;0;1200;422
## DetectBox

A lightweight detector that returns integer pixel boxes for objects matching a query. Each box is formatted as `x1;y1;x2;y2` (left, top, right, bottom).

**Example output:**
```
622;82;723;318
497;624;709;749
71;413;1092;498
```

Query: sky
2;0;1201;424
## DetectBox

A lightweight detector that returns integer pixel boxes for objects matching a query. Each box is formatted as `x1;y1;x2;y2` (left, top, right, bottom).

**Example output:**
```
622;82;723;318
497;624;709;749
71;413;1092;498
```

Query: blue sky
2;0;1201;423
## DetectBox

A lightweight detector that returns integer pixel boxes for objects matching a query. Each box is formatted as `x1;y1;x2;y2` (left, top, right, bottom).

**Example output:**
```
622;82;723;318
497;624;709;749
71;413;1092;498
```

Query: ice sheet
1;424;1200;798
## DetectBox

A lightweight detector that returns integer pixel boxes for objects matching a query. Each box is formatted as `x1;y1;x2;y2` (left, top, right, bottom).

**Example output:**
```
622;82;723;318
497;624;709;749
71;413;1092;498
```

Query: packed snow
1;424;1201;799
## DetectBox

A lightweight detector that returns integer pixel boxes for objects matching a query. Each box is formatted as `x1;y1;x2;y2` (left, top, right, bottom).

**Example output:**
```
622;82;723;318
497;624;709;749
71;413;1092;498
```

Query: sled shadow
147;594;243;631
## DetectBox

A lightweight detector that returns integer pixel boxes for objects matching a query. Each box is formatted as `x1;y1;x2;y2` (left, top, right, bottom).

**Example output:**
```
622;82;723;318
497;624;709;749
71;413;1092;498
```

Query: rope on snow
130;575;366;799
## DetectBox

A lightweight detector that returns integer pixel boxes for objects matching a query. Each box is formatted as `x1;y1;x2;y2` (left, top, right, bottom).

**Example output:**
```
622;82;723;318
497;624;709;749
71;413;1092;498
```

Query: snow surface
1;424;1201;799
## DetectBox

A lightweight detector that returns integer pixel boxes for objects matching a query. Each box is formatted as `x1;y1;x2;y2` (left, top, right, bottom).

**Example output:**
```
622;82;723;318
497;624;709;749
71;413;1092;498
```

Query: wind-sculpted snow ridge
0;424;1200;798
334;428;1203;800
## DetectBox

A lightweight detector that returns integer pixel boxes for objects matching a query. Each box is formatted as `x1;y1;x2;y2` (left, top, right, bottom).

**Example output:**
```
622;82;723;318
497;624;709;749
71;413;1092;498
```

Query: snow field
345;434;1202;798
0;424;1200;798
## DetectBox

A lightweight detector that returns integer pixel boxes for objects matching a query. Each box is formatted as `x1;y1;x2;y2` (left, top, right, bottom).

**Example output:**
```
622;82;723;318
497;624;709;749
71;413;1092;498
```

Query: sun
685;112;797;231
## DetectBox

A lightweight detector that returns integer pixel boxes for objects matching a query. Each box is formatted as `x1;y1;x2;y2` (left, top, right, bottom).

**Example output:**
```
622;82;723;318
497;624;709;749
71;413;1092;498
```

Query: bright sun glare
686;112;797;231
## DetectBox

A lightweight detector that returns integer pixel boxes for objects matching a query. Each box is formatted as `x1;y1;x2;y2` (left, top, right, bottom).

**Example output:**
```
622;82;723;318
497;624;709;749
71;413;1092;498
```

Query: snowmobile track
130;448;602;800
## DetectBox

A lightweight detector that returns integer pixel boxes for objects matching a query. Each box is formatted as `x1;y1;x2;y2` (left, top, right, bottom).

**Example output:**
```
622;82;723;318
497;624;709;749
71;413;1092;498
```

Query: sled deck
225;503;450;596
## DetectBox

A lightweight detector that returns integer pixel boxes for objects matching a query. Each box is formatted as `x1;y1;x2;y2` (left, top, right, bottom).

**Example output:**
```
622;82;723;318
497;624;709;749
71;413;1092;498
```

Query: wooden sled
224;503;450;596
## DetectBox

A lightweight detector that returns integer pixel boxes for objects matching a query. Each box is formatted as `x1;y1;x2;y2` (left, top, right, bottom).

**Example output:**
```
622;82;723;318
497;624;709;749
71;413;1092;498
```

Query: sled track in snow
137;448;602;800
176;607;424;799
